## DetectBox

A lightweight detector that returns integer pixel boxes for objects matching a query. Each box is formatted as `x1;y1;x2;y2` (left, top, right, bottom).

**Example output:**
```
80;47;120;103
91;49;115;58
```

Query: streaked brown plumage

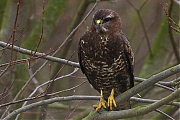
78;9;134;110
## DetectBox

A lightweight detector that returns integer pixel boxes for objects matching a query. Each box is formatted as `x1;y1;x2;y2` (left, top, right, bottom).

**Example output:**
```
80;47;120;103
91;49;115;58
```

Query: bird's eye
103;17;112;23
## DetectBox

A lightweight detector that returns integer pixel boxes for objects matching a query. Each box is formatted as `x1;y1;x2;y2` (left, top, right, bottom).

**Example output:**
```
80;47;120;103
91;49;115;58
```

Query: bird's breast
81;35;125;75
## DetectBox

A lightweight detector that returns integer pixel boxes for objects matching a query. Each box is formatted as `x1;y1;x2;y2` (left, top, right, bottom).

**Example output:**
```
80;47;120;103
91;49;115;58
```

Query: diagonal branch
0;1;100;119
2;63;180;120
126;0;152;56
0;41;179;89
87;88;180;120
167;1;180;63
116;63;180;106
0;41;179;87
2;96;99;120
0;41;79;68
83;63;180;119
130;97;180;106
2;89;179;120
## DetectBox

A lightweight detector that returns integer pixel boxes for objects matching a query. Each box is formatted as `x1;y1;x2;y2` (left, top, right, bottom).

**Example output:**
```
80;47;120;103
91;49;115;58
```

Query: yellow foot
93;90;106;111
108;88;117;110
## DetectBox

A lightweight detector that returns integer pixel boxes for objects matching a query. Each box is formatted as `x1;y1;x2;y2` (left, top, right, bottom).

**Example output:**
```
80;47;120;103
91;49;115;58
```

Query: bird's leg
108;88;117;110
93;89;106;111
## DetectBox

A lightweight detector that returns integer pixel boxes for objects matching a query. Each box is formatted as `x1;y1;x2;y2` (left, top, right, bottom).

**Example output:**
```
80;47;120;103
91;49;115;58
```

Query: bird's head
92;9;122;33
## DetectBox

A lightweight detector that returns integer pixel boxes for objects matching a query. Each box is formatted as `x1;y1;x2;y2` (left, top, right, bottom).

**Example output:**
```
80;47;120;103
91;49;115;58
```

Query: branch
2;63;180;119
135;76;180;87
1;1;99;118
83;88;180;120
116;63;180;105
126;0;152;55
135;77;177;91
130;97;179;106
83;64;180;119
0;41;79;68
2;94;180;120
167;1;180;63
1;39;178;83
2;96;99;120
155;109;174;120
0;41;179;93
1;94;179;110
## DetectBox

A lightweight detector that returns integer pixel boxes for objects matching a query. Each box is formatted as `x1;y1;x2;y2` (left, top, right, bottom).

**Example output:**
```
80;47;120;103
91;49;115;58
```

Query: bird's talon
93;90;107;111
108;89;117;110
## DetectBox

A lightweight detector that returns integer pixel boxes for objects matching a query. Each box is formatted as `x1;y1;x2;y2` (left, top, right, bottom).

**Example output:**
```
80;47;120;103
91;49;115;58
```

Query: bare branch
2;88;179;120
135;77;180;87
83;64;180;119
131;97;179;106
165;1;180;63
0;41;79;68
126;0;152;55
2;96;100;120
2;63;180;119
135;77;176;91
83;88;180;120
115;64;180;105
0;1;100;118
155;109;174;120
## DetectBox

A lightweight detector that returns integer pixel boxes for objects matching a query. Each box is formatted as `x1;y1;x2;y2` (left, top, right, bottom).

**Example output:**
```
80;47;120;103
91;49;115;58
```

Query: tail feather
113;100;131;111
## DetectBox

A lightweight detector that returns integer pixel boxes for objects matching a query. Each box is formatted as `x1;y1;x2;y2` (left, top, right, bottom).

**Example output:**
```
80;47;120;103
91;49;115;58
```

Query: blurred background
0;0;179;119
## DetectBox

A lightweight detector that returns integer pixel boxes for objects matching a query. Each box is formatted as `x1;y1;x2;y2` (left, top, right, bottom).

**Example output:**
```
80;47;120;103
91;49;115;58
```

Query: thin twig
14;68;80;119
0;1;99;117
162;2;180;63
0;0;20;77
155;109;174;120
1;64;180;119
135;77;176;91
0;41;79;68
2;88;180;120
83;64;180;119
135;77;180;87
126;0;152;56
43;108;55;120
0;81;86;109
135;5;159;58
65;100;82;120
130;97;179;106
83;88;180;120
31;1;45;57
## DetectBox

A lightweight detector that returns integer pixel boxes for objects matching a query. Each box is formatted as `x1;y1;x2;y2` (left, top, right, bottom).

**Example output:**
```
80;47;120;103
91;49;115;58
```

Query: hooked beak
95;19;102;31
94;19;107;32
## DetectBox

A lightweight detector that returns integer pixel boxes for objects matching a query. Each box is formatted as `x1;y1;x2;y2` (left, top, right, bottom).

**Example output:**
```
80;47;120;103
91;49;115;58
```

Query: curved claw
93;90;106;111
108;89;117;110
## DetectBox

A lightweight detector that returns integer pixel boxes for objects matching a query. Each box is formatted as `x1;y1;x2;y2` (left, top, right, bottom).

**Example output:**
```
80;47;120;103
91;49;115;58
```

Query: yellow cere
96;19;101;24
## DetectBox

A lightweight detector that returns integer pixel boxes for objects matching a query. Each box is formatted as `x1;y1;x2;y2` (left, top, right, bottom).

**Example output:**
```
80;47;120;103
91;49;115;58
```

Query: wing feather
122;34;134;88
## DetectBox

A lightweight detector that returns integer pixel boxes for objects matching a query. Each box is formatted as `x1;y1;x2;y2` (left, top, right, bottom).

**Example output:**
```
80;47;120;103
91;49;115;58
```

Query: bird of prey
78;9;134;111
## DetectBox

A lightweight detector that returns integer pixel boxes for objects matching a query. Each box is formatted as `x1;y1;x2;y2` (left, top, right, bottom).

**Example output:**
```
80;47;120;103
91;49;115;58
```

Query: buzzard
78;9;134;111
